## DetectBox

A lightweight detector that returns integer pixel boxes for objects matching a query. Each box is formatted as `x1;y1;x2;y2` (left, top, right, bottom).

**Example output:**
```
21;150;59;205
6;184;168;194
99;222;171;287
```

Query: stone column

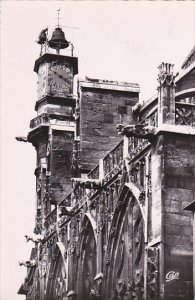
157;63;176;126
67;221;77;300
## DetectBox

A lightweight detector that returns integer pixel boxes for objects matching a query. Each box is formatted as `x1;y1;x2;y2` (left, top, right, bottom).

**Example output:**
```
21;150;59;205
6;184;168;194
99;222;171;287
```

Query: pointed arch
46;244;67;300
76;213;97;300
84;212;97;244
104;184;145;300
125;182;145;219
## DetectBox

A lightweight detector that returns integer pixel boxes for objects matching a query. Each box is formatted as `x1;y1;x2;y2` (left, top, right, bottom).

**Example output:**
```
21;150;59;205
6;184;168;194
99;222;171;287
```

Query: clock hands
51;70;69;82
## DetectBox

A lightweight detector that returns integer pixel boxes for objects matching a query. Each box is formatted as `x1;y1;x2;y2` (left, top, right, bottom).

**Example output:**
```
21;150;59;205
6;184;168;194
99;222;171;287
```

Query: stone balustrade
103;140;123;178
175;101;195;127
88;165;99;180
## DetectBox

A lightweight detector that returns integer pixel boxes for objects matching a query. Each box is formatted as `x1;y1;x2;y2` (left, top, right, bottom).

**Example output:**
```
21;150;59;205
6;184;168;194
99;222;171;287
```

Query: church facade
18;26;195;300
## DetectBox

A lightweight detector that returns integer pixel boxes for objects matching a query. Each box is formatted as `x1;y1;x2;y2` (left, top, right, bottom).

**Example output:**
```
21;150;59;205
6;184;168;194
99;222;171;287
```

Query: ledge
28;125;49;145
35;95;76;111
34;53;78;74
79;78;140;93
156;124;195;136
175;88;195;100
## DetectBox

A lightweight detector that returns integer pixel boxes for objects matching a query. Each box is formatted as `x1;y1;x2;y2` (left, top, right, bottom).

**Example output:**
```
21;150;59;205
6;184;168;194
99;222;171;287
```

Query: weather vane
56;8;62;28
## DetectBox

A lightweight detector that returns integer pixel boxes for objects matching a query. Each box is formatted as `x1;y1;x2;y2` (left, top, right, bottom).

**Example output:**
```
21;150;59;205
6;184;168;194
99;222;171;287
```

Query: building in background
17;23;195;300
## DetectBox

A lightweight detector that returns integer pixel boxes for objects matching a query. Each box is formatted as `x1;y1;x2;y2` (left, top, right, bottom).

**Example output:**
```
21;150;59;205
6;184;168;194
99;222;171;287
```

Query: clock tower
28;26;78;234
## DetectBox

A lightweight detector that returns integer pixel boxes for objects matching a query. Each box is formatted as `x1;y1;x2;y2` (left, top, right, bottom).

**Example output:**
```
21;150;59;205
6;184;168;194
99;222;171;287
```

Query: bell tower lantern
28;22;78;234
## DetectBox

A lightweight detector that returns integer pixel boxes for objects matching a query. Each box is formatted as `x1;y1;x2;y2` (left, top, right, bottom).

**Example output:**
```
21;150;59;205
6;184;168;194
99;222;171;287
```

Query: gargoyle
132;103;141;114
15;136;28;142
24;234;44;243
59;206;73;217
19;259;37;268
116;124;156;139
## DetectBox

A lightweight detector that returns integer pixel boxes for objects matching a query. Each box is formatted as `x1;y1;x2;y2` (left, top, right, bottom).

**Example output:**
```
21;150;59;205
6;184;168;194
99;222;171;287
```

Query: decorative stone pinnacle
158;62;176;86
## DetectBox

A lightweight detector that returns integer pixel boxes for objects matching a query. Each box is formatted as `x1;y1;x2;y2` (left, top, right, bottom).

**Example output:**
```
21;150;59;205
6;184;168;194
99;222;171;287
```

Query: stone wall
51;129;74;203
163;133;194;299
80;87;138;171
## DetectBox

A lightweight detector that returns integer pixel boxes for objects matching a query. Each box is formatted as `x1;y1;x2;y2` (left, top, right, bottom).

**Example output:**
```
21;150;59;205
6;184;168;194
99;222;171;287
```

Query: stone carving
116;124;156;139
19;259;37;268
158;63;176;86
59;206;73;217
93;274;103;298
132;103;141;114
15;136;28;142
24;234;44;243
175;105;194;126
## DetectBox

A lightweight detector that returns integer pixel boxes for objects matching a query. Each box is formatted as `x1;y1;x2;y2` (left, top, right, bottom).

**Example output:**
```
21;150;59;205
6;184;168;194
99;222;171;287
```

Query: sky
0;1;195;300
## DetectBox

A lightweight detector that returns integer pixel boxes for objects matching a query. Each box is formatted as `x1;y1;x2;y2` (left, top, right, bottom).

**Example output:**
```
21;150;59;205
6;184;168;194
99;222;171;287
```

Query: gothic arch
104;185;145;300
46;244;67;300
76;214;97;300
84;212;97;244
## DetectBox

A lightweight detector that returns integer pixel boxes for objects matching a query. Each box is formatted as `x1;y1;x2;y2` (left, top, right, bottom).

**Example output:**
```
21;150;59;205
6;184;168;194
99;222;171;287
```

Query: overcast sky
1;1;195;300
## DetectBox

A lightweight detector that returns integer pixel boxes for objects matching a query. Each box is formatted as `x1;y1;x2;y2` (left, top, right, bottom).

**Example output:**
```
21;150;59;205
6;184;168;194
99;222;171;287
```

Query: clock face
48;61;73;97
37;63;47;100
